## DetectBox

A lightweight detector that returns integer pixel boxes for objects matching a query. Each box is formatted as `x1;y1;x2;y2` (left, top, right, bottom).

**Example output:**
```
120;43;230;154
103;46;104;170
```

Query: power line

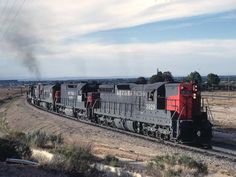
0;0;11;20
0;0;26;42
0;0;18;33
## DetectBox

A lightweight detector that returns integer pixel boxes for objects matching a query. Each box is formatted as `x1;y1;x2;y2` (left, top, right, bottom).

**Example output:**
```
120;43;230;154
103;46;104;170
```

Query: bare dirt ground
0;96;235;177
202;91;236;132
0;87;24;101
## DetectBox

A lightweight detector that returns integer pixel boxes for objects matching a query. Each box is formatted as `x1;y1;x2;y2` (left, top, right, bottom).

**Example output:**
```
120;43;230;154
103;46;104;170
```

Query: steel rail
202;94;236;99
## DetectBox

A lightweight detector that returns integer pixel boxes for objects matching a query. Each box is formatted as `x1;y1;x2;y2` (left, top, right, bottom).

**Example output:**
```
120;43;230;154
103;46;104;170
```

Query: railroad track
202;94;236;99
28;100;236;162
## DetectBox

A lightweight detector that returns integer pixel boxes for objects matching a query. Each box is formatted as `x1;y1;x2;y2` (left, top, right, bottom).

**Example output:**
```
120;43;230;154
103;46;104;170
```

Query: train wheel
97;117;102;125
155;131;160;139
143;129;148;136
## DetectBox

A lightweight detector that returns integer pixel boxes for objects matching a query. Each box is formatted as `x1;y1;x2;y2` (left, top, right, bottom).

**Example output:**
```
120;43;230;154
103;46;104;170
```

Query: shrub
178;155;208;174
48;133;63;148
104;155;119;167
148;156;165;170
0;117;11;134
26;130;48;147
0;138;31;161
50;145;95;176
25;130;63;148
4;131;27;143
147;154;208;177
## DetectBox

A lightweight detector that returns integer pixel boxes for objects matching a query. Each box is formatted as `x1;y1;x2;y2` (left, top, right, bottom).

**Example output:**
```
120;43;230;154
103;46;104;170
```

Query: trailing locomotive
27;81;212;147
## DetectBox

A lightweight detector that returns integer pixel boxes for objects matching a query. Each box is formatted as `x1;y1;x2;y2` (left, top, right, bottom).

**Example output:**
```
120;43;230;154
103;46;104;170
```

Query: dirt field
202;91;236;131
0;87;25;106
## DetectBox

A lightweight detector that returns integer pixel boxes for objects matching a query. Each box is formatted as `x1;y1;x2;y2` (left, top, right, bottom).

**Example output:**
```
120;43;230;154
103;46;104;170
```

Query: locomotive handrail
92;99;100;109
178;106;185;119
176;106;185;138
171;110;178;119
206;106;214;122
204;99;214;122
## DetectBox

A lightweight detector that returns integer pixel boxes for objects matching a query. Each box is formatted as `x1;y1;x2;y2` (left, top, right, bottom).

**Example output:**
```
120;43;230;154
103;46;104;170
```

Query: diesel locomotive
27;81;212;146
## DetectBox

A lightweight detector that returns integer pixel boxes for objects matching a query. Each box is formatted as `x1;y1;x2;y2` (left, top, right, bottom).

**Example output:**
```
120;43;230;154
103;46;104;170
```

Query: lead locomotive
27;82;212;147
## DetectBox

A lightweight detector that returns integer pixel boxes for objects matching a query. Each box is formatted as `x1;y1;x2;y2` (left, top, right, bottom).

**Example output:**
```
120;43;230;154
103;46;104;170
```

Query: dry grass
147;154;208;177
202;91;236;130
203;91;236;97
0;86;25;101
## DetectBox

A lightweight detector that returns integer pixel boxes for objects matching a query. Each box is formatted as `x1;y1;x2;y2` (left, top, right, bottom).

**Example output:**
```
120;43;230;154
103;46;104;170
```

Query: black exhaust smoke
2;4;41;80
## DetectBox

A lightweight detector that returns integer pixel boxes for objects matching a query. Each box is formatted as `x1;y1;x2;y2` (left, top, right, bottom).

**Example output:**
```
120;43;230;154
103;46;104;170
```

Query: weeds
25;130;63;148
0;137;31;161
104;155;120;167
0;117;11;134
4;131;27;142
47;145;98;176
178;155;208;174
147;154;208;177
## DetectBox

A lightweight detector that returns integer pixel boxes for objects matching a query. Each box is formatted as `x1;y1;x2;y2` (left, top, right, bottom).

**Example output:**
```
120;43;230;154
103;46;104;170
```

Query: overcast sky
0;0;236;80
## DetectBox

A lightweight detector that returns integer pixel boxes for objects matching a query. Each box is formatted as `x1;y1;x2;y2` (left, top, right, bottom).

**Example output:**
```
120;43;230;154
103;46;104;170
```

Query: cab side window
147;90;155;101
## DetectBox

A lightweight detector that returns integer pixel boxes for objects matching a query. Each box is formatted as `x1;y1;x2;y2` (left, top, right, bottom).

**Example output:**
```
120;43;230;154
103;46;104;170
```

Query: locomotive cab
166;82;212;146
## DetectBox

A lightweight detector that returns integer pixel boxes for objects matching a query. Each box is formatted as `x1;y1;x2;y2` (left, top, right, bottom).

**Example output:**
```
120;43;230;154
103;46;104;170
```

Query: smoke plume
3;5;41;80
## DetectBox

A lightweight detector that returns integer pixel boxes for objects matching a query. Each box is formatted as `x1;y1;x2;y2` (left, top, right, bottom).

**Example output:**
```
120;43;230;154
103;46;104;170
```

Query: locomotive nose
196;119;213;148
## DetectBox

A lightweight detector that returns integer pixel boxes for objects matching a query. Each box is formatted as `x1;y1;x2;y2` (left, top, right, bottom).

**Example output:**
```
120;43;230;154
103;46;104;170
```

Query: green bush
50;145;95;176
4;131;27;143
178;155;208;174
104;155;119;167
0;138;31;161
25;130;63;148
0;117;11;134
147;154;208;177
48;133;63;147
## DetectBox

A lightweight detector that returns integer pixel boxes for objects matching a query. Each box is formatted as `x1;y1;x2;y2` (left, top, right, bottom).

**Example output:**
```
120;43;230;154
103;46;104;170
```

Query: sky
0;0;236;80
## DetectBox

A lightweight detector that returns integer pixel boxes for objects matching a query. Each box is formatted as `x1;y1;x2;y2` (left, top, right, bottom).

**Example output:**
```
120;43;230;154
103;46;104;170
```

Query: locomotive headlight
193;85;198;92
193;93;197;99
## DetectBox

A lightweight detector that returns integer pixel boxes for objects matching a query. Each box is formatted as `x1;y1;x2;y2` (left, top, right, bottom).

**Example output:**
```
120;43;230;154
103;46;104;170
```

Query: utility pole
228;76;230;97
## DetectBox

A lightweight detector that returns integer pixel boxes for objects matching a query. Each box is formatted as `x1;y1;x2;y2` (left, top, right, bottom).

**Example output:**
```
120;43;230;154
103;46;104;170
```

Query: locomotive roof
144;82;166;91
99;84;114;89
116;82;166;91
61;83;87;90
43;84;55;89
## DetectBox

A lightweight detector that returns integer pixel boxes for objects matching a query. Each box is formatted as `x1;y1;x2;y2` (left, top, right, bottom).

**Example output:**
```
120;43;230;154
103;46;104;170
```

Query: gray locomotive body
94;83;173;138
27;81;212;146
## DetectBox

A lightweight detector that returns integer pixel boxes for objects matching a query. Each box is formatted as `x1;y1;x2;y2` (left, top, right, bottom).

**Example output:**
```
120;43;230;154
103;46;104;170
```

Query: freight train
27;81;212;147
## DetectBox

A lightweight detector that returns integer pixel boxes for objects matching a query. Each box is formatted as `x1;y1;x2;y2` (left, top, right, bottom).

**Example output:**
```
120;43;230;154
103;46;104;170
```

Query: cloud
32;39;236;77
0;1;236;79
1;0;235;43
1;39;236;78
38;39;236;58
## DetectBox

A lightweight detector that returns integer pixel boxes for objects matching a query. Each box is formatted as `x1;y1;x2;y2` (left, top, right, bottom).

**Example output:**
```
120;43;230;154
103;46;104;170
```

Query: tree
163;71;174;82
149;72;164;84
207;73;220;86
136;77;147;84
187;71;202;84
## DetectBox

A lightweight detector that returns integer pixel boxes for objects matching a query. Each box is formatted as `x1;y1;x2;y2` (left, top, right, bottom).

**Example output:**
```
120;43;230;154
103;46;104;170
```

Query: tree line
136;70;221;87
